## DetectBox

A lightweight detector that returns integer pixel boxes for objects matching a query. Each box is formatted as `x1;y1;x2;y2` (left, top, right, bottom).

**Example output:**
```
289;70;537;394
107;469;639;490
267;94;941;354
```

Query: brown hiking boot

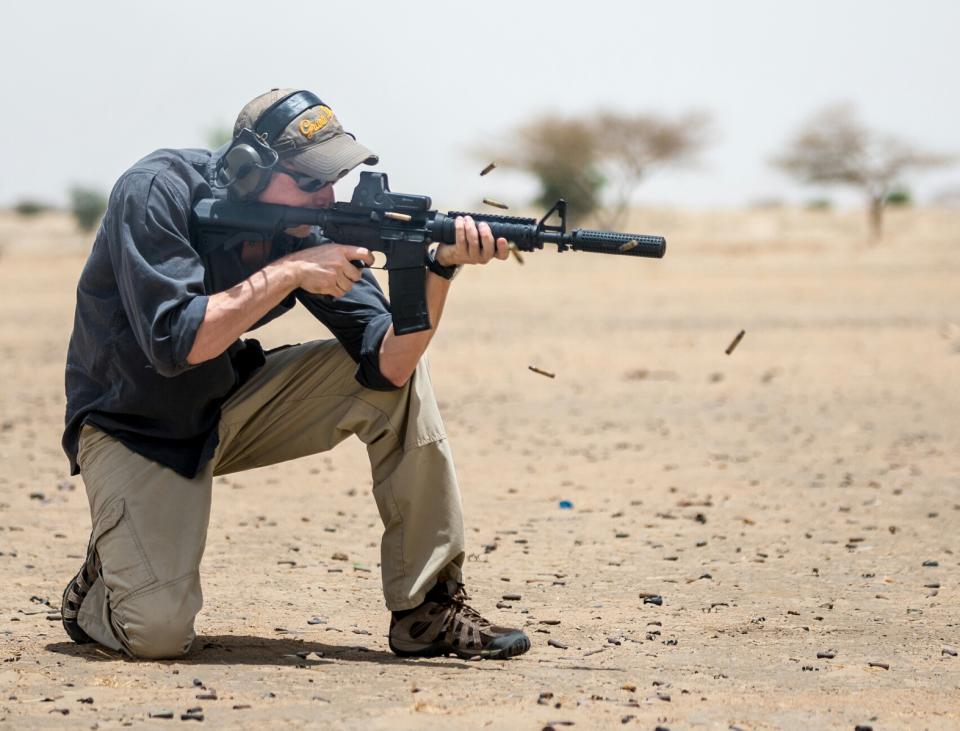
389;580;531;660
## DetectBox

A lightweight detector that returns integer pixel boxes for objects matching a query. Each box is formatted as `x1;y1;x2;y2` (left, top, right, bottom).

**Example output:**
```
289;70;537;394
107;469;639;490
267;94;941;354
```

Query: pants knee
121;617;195;660
112;577;201;659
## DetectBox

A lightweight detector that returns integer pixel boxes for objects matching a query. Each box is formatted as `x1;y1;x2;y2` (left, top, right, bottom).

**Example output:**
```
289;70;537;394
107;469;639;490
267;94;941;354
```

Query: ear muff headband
216;90;327;199
255;91;324;148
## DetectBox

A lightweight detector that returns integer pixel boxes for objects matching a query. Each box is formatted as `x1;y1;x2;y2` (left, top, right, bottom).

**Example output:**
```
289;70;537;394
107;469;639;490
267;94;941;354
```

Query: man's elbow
380;361;414;389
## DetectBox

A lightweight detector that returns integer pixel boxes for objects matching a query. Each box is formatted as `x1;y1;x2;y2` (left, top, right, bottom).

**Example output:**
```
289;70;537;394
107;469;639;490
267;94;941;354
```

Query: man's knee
112;576;201;659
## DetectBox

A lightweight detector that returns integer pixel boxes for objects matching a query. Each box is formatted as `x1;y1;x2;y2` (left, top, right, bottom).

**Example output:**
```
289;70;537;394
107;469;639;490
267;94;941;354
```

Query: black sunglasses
281;169;328;193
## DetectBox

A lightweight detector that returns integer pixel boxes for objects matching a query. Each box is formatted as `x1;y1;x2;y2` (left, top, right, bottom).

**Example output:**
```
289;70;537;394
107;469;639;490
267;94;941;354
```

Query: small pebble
547;639;569;650
942;645;958;657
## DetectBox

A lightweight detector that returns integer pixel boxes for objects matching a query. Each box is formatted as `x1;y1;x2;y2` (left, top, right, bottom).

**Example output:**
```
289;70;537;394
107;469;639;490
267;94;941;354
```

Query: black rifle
190;171;666;335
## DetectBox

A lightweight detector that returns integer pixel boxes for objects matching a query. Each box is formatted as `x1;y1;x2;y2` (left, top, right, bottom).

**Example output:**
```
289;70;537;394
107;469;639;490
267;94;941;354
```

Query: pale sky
2;0;958;210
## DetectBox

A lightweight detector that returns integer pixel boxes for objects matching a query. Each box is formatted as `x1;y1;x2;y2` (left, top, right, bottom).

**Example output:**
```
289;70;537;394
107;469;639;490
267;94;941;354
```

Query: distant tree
592;111;711;228
773;103;953;241
69;186;108;232
490;117;606;224
484;111;709;226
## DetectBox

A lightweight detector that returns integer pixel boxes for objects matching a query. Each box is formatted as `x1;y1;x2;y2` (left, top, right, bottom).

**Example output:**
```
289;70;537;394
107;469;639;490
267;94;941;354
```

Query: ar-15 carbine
190;171;666;335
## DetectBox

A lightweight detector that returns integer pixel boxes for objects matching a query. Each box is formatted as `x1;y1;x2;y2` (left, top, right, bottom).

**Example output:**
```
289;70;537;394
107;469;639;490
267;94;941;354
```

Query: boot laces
442;582;491;630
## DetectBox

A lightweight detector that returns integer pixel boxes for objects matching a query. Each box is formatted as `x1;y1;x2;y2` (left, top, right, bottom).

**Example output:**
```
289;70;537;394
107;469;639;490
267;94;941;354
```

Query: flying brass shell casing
725;329;746;355
528;365;556;379
482;198;509;210
480;162;496;176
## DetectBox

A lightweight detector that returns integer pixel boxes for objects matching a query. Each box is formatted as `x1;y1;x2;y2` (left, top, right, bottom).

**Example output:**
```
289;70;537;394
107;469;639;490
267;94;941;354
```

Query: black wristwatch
426;247;462;281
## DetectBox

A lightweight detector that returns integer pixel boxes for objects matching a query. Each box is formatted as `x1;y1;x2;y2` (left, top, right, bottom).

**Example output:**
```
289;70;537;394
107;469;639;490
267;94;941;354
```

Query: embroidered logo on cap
299;106;336;139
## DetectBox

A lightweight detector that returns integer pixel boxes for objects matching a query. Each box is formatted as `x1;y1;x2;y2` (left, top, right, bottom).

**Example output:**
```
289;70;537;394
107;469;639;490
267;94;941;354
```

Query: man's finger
454;216;466;251
343;261;362;283
344;246;374;266
464;216;480;258
495;238;510;260
478;222;495;262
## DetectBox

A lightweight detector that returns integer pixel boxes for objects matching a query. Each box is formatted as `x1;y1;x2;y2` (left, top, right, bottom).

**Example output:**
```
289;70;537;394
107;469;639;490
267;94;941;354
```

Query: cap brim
286;134;379;184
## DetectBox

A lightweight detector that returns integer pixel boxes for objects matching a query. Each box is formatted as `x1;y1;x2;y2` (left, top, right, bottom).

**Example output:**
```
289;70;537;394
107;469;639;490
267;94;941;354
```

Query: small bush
805;198;833;211
69;186;108;232
885;187;912;206
206;125;233;149
14;200;50;217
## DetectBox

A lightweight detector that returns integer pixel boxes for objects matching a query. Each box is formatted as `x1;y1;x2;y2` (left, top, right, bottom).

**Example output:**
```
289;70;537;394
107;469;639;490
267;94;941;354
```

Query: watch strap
426;248;461;280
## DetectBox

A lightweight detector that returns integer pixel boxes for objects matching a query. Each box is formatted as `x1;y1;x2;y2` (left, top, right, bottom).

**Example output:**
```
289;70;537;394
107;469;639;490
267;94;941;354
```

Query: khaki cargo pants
75;340;465;659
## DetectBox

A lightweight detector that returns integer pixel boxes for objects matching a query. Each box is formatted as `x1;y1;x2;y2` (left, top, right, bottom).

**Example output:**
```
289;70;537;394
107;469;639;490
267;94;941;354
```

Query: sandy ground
0;207;958;730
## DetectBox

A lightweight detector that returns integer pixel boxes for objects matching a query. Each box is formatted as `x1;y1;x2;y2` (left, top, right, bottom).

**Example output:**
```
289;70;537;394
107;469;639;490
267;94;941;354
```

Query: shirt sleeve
294;267;398;391
104;170;208;378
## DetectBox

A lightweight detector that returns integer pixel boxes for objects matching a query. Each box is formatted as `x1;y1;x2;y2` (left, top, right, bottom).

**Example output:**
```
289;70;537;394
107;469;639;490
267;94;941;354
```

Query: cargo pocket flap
93;498;157;606
92;498;124;543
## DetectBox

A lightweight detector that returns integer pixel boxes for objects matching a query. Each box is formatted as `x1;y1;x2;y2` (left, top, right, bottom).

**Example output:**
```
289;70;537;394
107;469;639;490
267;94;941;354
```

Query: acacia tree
592;111;710;228
491;117;606;224
773;103;952;241
486;111;710;226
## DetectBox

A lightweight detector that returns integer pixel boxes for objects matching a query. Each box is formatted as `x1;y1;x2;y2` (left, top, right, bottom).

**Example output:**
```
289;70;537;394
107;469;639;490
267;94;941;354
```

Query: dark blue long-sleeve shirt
63;147;395;478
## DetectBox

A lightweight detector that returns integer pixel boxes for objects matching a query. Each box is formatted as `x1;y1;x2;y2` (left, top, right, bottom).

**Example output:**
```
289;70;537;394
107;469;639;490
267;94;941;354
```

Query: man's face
257;170;336;208
257;170;336;237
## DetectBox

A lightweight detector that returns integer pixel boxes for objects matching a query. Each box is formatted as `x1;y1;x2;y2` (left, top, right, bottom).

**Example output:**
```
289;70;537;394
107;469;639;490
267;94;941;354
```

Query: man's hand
287;244;374;298
435;216;509;268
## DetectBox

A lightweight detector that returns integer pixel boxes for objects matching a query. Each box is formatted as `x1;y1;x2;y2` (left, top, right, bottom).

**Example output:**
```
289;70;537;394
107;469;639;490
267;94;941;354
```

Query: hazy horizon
3;1;958;210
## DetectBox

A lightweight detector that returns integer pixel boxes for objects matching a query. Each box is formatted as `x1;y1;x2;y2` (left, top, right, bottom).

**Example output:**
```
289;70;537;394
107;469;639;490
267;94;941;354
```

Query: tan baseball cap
234;88;379;185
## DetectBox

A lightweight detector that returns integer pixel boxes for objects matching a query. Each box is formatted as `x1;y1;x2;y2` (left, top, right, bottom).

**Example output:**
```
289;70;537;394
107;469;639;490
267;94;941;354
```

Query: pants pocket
93;497;157;606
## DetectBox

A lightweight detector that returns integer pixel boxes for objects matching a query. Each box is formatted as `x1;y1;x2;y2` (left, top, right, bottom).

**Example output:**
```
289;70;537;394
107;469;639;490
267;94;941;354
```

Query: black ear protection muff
214;90;326;200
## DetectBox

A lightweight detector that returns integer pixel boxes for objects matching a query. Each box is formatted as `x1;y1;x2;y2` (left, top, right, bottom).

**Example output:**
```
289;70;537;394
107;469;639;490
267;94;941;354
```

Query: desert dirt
0;206;958;730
